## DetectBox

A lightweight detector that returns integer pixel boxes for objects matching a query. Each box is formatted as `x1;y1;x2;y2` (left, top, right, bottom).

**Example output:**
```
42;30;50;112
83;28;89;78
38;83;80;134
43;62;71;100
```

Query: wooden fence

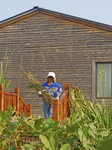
17;83;71;149
53;83;70;122
0;83;70;121
0;84;31;117
0;83;71;149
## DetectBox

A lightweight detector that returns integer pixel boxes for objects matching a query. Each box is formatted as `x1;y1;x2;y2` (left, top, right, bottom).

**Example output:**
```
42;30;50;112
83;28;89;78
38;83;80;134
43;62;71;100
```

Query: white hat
47;72;56;80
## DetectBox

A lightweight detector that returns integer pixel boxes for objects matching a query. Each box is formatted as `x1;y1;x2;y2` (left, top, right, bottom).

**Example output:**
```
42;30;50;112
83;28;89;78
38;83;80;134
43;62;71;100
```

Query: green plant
20;67;53;106
69;87;112;149
0;47;14;89
99;65;105;98
1;87;112;149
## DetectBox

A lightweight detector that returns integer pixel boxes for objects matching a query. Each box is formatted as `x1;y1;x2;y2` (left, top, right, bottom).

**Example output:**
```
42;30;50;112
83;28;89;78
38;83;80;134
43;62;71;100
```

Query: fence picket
53;83;70;122
0;84;31;116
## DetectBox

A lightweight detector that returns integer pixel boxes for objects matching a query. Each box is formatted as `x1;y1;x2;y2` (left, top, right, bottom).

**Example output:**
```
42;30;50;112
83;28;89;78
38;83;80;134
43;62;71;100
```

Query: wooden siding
0;12;112;117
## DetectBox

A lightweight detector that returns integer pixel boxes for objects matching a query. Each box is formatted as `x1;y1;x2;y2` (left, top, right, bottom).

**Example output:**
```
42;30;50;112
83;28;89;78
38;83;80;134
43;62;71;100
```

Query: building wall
0;12;112;117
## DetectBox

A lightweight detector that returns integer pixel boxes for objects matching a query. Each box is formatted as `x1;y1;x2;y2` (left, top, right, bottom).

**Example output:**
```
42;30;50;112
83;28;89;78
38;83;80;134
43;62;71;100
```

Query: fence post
27;104;32;116
15;87;20;116
65;83;70;118
0;84;4;111
53;99;59;121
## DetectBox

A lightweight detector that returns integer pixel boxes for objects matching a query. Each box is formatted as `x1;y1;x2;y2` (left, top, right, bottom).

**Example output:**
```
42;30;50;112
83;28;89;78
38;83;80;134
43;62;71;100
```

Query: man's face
47;76;54;82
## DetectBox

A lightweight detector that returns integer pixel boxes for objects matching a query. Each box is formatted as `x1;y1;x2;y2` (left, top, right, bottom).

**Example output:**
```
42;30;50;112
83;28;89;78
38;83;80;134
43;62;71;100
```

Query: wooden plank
19;98;22;116
0;85;4;111
15;87;20;116
4;94;6;111
63;97;67;121
65;83;70;118
13;95;17;110
27;104;31;116
59;103;63;122
24;105;27;116
53;99;59;121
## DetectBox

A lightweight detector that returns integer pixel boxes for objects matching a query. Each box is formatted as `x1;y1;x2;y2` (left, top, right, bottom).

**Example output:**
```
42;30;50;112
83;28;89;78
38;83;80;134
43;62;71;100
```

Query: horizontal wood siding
0;12;112;117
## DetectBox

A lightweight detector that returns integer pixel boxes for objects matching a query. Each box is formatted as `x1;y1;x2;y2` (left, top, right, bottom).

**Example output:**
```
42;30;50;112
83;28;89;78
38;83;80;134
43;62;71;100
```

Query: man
38;72;62;118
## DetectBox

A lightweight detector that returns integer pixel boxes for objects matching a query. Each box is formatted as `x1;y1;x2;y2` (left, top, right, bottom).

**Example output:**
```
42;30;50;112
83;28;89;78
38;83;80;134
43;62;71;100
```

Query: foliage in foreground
0;108;72;150
1;88;112;149
70;87;112;149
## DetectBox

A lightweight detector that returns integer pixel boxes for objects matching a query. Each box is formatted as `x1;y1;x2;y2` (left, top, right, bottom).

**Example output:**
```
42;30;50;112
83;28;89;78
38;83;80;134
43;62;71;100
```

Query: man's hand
38;90;47;96
54;92;58;98
38;91;42;96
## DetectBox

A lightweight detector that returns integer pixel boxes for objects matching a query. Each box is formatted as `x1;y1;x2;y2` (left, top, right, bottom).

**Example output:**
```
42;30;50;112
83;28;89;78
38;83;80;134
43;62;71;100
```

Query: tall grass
69;87;112;149
0;48;14;89
70;86;112;129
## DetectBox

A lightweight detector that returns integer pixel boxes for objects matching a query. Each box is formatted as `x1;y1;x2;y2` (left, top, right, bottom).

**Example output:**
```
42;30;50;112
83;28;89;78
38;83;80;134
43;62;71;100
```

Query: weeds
0;47;14;89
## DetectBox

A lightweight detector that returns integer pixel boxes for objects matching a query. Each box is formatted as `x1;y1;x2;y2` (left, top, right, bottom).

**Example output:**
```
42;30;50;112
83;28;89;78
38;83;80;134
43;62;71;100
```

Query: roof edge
0;7;39;25
0;6;112;31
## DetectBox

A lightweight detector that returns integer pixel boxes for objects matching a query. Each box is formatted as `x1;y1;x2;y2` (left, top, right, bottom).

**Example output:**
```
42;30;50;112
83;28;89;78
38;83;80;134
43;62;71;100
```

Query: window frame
92;60;112;100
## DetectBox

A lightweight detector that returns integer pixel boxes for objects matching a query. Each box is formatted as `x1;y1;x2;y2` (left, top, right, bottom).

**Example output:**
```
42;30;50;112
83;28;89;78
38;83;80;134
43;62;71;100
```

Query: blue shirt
42;81;62;99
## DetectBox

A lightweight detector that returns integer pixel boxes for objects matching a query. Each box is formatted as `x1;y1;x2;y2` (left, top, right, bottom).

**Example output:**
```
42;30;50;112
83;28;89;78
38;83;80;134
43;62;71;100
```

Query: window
96;63;112;98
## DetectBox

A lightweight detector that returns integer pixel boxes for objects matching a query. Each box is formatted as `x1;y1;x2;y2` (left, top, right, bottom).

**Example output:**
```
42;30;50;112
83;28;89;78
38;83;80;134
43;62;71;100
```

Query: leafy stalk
0;47;14;89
